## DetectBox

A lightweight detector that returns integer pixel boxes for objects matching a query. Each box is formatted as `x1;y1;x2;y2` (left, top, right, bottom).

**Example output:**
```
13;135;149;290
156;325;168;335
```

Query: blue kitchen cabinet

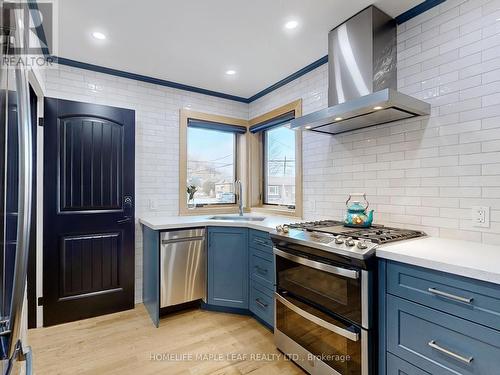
386;353;431;374
248;229;275;328
379;259;500;375
207;227;249;309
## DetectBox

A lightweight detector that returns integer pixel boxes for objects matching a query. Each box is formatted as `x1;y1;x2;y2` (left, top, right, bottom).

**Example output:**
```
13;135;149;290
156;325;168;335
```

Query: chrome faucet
235;180;243;216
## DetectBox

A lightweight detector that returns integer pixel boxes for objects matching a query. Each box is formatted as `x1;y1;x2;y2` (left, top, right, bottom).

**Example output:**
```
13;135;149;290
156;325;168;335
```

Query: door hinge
38;117;44;127
37;297;44;306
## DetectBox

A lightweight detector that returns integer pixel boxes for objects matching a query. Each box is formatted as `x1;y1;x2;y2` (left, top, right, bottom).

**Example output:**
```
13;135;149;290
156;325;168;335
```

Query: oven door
275;292;369;375
274;247;370;328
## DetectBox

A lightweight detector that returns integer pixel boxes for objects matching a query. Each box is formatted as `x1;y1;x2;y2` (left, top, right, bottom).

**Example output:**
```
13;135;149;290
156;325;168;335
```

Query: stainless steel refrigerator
0;0;34;373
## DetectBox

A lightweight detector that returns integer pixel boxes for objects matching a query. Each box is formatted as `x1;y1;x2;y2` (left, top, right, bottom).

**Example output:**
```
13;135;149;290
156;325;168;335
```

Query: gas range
271;220;426;260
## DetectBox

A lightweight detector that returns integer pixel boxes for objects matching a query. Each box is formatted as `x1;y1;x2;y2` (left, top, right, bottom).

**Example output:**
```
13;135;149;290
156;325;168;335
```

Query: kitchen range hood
291;6;430;135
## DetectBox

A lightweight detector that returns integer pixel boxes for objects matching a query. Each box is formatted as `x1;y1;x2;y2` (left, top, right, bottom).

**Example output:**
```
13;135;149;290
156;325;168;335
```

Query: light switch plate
471;206;490;228
149;199;158;211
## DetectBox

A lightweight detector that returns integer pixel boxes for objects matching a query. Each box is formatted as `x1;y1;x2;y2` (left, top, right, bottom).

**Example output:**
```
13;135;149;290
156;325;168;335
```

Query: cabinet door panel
250;247;274;290
387;353;431;375
249;280;274;327
387;261;500;329
208;227;248;309
387;295;500;375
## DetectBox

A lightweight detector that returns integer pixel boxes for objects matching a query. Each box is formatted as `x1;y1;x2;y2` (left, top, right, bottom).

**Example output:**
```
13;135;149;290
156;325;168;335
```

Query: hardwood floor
28;304;305;375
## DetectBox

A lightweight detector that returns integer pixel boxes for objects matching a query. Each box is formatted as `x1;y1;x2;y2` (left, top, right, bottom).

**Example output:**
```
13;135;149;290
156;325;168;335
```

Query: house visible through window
187;127;236;205
263;125;295;207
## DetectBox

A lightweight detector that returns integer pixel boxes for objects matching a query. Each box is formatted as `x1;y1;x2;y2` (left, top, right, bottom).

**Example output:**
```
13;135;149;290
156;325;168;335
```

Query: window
187;127;236;205
179;109;247;215
263;125;296;207
247;99;302;216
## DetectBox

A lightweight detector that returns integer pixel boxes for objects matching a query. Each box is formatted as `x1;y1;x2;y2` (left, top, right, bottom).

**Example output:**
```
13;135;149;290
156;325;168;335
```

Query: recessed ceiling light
92;31;106;40
373;106;383;110
225;70;236;76
305;125;312;129
334;117;343;121
284;20;299;30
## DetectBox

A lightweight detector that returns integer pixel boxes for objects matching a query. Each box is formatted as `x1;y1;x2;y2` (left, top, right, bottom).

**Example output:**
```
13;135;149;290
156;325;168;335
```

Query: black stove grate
287;221;425;244
348;227;426;244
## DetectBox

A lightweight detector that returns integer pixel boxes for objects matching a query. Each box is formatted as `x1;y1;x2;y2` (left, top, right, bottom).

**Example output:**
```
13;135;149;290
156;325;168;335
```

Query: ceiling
57;0;423;99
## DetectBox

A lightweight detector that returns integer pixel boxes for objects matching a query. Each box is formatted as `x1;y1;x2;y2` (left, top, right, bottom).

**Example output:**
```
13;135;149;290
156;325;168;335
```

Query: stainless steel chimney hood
291;6;430;135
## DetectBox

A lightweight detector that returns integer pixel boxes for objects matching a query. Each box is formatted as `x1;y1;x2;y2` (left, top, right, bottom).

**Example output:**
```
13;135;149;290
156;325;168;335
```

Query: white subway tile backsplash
440;164;481;175
482;163;500;174
249;0;500;243
482;140;500;152
460;152;500;164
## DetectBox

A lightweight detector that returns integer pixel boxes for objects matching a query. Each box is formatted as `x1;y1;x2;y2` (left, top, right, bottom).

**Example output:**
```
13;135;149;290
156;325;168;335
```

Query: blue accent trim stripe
247;55;329;103
187;119;247;134
395;0;446;24
249;111;295;133
53;56;249;103
35;0;445;104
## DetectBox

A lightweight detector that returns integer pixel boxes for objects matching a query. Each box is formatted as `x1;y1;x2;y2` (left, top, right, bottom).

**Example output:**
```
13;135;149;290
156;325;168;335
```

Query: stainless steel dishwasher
160;228;206;308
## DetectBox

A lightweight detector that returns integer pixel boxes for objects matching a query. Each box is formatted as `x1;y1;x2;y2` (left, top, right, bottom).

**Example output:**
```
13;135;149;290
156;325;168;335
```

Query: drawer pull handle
428;340;473;364
254;238;269;246
428;288;473;304
255;265;268;274
255;298;268;309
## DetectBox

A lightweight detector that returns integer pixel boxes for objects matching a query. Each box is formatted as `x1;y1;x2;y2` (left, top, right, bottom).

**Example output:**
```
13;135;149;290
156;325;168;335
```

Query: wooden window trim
179;109;248;216
247;99;303;218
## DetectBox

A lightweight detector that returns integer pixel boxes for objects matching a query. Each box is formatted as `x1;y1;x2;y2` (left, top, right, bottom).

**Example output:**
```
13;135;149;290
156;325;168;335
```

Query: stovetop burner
287;220;425;244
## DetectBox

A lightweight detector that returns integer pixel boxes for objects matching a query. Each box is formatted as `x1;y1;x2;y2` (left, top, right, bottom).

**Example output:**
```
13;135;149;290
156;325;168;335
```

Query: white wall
250;0;500;245
40;0;500;306
40;67;247;302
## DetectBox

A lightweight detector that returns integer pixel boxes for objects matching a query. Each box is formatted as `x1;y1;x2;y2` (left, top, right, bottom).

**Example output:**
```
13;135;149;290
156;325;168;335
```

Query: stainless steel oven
274;247;373;375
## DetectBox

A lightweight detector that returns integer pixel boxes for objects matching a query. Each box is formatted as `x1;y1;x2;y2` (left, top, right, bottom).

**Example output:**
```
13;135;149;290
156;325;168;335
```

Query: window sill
250;205;301;218
179;206;240;216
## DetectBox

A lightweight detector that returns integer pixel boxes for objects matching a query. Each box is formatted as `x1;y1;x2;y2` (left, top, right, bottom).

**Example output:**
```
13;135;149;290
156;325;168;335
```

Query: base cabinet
380;260;500;375
248;230;275;328
207;227;249;309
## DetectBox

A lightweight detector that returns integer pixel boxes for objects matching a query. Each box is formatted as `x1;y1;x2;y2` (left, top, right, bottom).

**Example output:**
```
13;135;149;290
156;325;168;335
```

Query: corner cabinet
207;227;249;309
379;260;500;375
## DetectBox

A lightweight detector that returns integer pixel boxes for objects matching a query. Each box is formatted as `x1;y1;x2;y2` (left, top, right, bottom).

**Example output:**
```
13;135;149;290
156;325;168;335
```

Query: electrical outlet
472;206;490;228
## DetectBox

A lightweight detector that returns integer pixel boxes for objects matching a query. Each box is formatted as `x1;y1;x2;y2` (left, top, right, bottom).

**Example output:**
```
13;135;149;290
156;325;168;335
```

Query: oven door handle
275;293;360;341
273;248;359;279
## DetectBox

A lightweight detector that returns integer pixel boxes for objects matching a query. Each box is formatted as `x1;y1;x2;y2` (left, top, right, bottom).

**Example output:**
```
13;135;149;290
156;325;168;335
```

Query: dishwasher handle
162;236;205;245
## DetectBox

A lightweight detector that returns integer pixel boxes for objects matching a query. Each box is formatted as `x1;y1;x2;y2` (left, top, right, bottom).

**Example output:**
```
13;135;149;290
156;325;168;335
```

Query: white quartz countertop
139;214;500;285
139;213;303;233
377;237;500;285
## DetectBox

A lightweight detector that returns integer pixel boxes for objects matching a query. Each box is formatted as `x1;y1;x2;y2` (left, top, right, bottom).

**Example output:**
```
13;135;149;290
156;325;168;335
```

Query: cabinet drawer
387;353;431;375
249;229;273;253
387;294;500;375
249;281;274;327
250;247;274;290
387;261;500;329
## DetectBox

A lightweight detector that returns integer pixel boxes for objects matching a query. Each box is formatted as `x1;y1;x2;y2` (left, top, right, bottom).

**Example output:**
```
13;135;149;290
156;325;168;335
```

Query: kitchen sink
208;215;266;222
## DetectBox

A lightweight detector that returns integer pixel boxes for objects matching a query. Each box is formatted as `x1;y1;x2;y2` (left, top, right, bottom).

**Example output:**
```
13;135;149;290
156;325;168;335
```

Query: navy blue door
43;98;135;326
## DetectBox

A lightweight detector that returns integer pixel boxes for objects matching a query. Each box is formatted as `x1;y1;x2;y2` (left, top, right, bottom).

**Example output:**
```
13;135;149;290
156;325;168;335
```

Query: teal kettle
344;193;374;228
